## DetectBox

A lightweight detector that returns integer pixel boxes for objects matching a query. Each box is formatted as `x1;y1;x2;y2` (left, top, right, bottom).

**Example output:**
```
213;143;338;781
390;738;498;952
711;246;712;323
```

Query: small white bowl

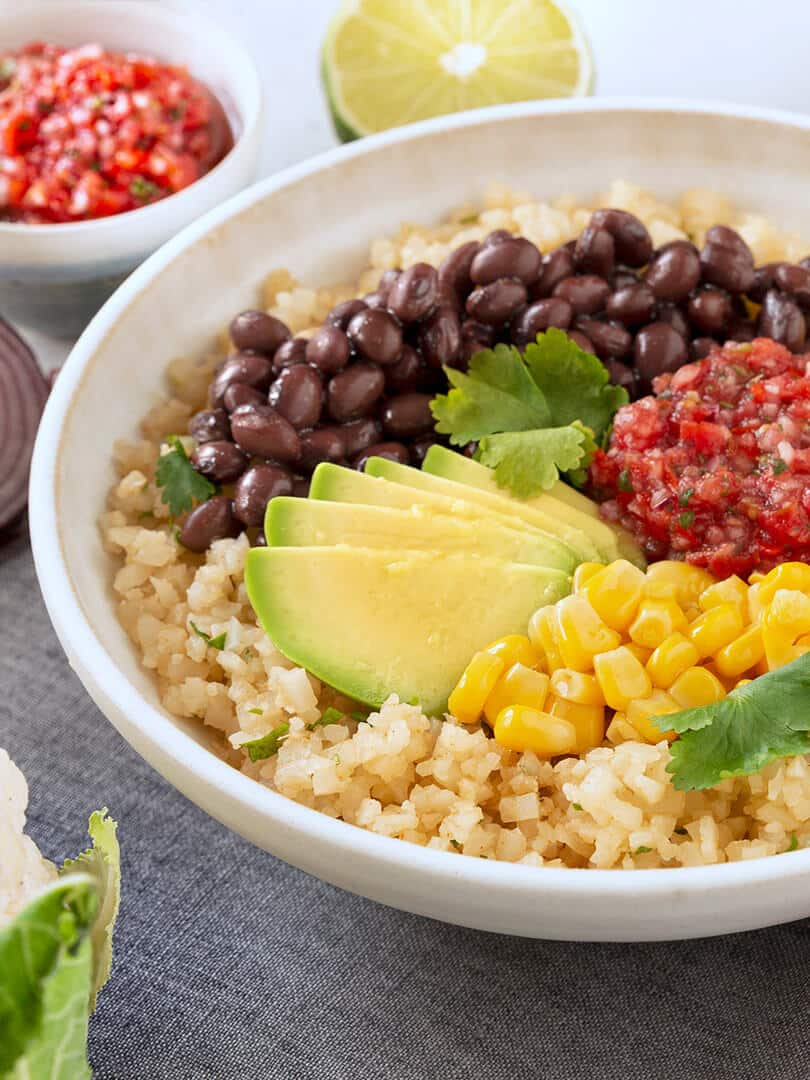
30;99;810;941
0;1;262;338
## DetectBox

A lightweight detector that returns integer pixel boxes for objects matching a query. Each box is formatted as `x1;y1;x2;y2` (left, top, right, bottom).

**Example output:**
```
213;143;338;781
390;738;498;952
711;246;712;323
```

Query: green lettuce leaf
477;424;592;497
0;811;120;1079
656;653;810;790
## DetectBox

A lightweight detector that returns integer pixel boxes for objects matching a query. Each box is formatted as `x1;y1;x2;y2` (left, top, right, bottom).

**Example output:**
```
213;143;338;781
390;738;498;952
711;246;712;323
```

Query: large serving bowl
0;1;262;338
30;100;810;941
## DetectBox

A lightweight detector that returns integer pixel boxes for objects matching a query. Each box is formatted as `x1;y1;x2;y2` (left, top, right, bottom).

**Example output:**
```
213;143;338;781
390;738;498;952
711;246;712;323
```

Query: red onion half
0;318;48;536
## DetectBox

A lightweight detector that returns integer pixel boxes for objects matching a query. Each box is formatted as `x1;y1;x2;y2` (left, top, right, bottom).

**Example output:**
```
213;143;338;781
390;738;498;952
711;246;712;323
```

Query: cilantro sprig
430;329;628;498
655;652;810;791
155;435;216;517
243;721;290;762
189;620;227;651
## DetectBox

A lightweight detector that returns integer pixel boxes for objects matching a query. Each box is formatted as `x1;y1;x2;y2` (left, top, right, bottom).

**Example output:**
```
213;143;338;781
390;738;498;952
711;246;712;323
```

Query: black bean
748;263;784;304
363;291;385;309
327;362;386;421
411;437;438;466
179;496;239;552
292;477;310;499
552;275;610;316
470;237;542;286
209;351;274;408
726;314;756;343
611;269;639;290
271;337;308;375
634;322;689;386
339;418;383;458
606;282;656;327
305;326;351;374
573;225;615;279
388;263;439;322
466;277;527;325
189;409;230;444
438;241;480;309
347;308;403;365
230;404;301;464
512;298;573;346
376;269;401;304
461;319;498;348
605;358;638;395
483;229;512;247
590;209;653;267
223;383;266;412
759;289;806;351
574;318;632;360
774;263;810;308
233;464;294;527
417;304;462;368
253;531;267;547
381;393;434;439
690;337;717;361
298;428;346;472
655;303;690;340
385;345;425;393
687;287;733;335
644;241;701;302
568;330;595;354
531;245;576;299
190;441;249;484
700;226;755;293
229;311;291;355
268;364;323;429
325;298;367;329
353;442;410;471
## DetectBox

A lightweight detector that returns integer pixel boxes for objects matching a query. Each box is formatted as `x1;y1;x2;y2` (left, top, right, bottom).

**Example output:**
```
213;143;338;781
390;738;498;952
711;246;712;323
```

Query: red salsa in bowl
0;42;233;223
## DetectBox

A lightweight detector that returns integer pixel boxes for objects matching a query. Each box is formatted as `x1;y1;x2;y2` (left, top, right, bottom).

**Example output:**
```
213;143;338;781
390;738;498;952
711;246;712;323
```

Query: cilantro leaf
430;344;551;445
244;721;290;762
477;424;592;497
656;653;810;790
524;328;628;438
155;435;216;518
189;620;227;650
307;706;344;730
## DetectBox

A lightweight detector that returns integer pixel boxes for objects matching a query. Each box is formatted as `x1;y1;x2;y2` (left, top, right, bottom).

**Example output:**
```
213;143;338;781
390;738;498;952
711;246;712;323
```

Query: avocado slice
421;445;634;564
309;463;578;573
245;546;570;714
365;457;604;564
266;496;574;571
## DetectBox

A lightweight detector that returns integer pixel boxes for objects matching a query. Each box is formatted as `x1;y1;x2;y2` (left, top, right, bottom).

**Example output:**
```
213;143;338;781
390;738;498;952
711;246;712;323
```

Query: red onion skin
0;317;48;538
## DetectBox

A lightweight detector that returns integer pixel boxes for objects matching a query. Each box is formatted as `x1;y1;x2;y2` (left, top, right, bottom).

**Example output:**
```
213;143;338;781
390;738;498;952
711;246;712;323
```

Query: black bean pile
181;208;810;551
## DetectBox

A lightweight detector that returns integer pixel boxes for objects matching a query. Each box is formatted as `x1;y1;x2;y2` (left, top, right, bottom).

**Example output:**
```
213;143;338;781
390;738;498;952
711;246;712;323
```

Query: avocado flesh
421;446;645;568
364;457;604;564
266;496;575;571
245;546;570;715
309;463;577;574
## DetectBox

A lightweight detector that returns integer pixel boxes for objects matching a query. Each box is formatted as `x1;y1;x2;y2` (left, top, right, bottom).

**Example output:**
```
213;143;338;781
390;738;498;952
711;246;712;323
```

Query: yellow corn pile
448;559;810;757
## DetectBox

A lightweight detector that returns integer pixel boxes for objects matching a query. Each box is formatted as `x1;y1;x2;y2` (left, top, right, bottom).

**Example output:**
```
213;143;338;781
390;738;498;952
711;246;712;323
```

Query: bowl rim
30;95;810;903
0;0;262;238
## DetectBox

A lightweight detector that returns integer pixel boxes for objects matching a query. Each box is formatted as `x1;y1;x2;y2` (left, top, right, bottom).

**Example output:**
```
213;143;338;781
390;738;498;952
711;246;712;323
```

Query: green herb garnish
243;722;290;762
789;833;799;852
633;846;653;855
678;510;695;529
773;458;788;475
248;707;263;716
679;488;694;507
155;435;216;518
654;652;810;790
188;620;227;650
571;802;583;811
307;706;344;730
129;175;161;201
618;469;633;493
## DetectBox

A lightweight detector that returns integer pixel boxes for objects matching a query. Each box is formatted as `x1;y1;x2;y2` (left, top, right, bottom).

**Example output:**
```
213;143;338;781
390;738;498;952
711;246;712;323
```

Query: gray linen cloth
2;530;810;1080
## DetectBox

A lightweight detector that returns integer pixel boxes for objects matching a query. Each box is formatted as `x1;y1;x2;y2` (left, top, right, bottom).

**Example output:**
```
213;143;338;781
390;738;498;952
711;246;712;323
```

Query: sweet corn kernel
645;561;715;610
762;588;810;670
494;705;577;757
646;632;700;688
747;582;766;624
448;651;504;725
528;606;564;672
669;666;726;709
483;663;549;725
627;689;680;743
625;642;652;665
757;562;810;606
735;678;753;689
573;562;604;593
629;597;688;649
594;646;652;711
549;669;605;705
549;696;605;754
748;571;766;584
581;559;646;632
687;603;745;659
484;634;540;670
699;575;748;615
605;711;638;745
556;595;621;671
714;623;765;679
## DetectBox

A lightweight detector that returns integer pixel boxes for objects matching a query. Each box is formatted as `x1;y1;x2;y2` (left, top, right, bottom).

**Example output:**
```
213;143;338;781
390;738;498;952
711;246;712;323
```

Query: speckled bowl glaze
30;100;810;940
0;1;262;338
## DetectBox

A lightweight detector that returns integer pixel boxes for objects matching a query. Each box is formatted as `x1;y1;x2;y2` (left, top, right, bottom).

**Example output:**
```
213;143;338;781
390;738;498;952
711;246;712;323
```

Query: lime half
323;0;593;141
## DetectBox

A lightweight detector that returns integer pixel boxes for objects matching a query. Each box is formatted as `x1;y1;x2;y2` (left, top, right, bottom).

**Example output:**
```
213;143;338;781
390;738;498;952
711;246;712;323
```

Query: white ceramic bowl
30;100;810;941
0;1;262;338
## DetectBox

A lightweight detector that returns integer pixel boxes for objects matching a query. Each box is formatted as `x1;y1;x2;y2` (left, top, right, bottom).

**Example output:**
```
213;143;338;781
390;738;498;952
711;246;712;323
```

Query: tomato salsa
590;338;810;578
0;42;233;224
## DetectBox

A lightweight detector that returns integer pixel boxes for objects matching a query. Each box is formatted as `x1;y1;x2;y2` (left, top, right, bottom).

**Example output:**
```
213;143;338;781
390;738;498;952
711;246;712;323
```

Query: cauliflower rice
102;181;810;870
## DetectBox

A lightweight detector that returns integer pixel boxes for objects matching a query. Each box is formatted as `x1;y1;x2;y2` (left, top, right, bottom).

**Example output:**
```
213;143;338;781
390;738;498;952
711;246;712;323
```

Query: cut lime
322;0;593;141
